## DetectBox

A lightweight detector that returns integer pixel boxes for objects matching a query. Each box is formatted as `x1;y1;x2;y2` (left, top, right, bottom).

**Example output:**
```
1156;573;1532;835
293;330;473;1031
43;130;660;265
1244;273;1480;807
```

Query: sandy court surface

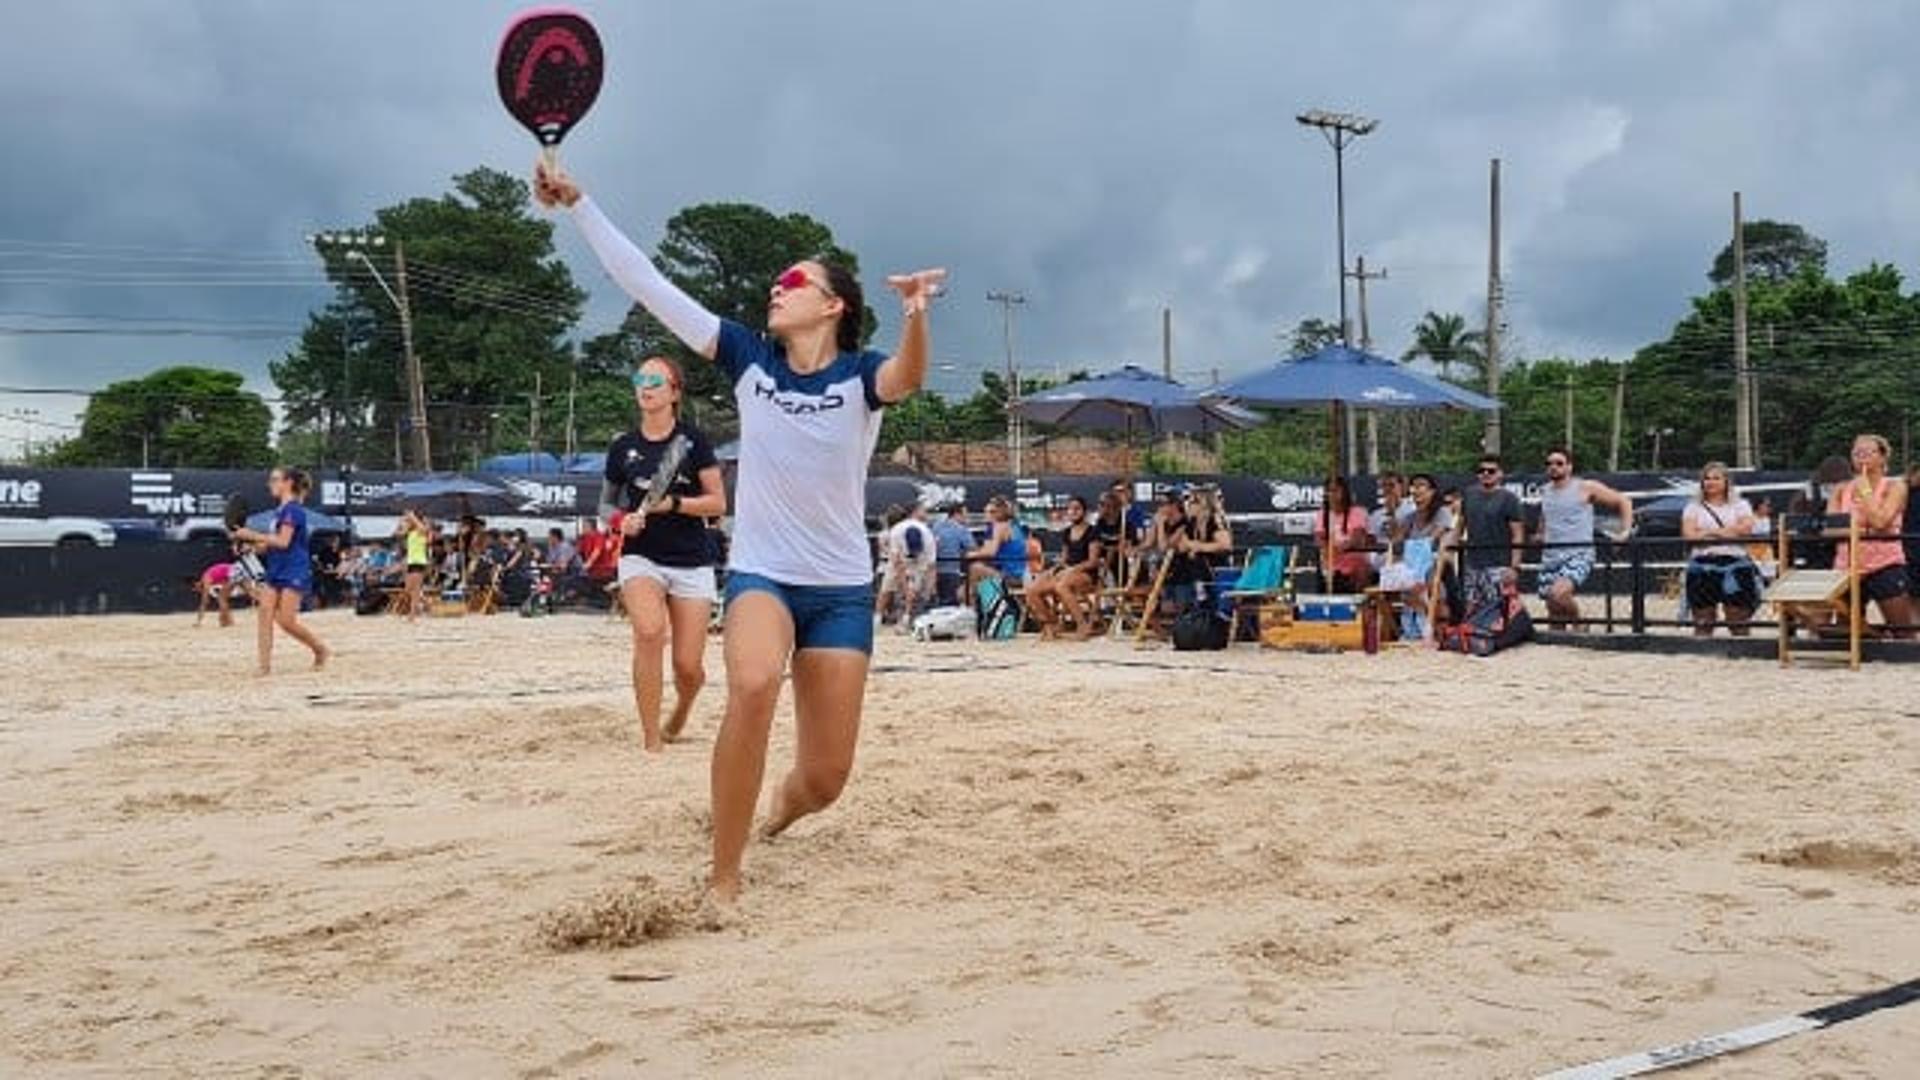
2;610;1918;1078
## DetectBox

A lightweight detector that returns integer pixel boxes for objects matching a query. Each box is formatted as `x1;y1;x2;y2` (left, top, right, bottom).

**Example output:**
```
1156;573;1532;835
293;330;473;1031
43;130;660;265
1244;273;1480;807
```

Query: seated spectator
1025;495;1105;639
1377;473;1454;639
1169;486;1232;608
578;517;619;587
964;495;1029;604
1368;471;1414;556
1830;433;1913;638
1313;475;1374;592
546;527;577;575
1090;490;1128;585
1141;488;1190;603
931;503;977;607
1682;461;1760;637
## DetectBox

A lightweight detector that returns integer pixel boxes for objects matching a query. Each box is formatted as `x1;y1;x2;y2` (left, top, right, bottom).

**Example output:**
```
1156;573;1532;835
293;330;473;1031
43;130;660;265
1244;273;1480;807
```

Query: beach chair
1131;553;1178;648
1223;545;1291;645
1767;513;1862;671
1101;553;1149;640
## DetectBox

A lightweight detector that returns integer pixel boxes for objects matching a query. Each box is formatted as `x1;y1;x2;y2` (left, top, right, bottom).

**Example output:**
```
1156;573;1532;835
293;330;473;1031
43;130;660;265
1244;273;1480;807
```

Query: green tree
1709;219;1828;287
54;366;272;468
603;202;873;433
272;167;585;469
1287;317;1343;357
1402;311;1487;386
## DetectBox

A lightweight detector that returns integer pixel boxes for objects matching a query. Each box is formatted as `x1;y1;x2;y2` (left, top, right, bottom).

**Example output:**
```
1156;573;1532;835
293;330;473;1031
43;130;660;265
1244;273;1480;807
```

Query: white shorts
881;560;934;597
617;554;718;602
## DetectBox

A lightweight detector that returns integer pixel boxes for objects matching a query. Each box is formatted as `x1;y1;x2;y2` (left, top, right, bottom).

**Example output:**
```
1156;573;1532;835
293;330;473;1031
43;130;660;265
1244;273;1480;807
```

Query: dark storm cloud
3;0;1918;438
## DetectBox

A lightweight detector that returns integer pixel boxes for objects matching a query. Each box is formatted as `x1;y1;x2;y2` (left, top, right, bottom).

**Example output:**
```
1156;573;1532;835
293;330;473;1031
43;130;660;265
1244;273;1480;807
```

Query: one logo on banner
1265;480;1326;511
502;478;580;512
913;481;967;510
0;477;42;509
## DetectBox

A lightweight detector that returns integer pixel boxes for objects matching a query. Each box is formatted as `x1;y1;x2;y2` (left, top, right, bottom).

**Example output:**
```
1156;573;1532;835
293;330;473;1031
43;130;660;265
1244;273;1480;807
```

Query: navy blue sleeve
858;349;891;411
603;435;626;484
685;424;719;473
713;320;763;387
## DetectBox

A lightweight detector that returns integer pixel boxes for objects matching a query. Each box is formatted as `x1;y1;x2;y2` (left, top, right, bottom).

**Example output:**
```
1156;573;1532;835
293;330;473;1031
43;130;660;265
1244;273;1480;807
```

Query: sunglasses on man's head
631;371;671;389
775;267;835;298
1545;458;1567;468
1476;466;1499;475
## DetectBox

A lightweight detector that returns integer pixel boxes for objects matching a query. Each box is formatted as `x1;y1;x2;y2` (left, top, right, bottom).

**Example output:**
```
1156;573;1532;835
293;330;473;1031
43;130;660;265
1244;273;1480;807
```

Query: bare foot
254;667;271;678
663;700;694;743
312;646;331;670
696;881;742;929
642;736;665;755
760;783;800;840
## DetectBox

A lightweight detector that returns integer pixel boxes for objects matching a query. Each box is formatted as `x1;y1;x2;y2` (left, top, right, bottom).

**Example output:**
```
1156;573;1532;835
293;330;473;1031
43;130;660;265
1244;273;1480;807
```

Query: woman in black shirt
601;356;728;753
1026;495;1105;639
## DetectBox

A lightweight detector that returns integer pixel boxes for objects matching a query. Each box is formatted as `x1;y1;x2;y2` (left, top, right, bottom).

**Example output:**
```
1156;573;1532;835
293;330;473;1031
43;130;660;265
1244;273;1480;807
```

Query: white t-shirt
1683;498;1754;559
889;519;935;567
715;320;890;587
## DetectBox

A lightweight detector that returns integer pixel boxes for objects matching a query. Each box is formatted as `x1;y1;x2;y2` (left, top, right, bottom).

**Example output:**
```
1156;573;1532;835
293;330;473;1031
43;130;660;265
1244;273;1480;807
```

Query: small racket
638;434;691;514
223;493;252;533
497;7;604;167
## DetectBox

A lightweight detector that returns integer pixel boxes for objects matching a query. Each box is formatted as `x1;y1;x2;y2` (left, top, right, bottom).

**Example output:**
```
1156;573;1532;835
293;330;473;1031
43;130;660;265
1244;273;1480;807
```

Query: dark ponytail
283;466;312;499
820;260;864;354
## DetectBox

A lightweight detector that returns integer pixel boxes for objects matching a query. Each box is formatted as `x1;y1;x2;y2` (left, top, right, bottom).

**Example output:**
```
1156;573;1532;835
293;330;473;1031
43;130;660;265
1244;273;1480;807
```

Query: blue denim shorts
725;571;874;654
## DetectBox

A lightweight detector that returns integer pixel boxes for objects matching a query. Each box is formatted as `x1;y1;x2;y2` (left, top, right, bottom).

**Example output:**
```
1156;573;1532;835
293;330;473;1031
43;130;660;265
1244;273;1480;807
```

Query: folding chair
1101;553;1149;640
1223;545;1291;645
1768;513;1862;671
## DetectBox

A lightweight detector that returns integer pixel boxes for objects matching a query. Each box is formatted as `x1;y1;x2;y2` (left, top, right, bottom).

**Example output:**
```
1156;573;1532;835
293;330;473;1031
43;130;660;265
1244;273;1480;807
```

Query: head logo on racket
496;8;604;158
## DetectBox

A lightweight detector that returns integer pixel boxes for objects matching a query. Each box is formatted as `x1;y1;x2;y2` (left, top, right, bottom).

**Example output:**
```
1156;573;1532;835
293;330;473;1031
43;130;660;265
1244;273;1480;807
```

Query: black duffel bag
1171;603;1229;651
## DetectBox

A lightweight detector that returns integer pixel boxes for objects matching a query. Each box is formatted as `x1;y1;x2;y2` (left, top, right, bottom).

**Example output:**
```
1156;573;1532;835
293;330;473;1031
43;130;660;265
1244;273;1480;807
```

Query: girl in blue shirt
230;466;330;675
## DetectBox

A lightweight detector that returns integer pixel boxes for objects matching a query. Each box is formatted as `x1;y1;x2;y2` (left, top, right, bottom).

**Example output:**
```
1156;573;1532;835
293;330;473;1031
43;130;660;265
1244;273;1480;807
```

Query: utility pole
1608;365;1626;472
1732;191;1754;469
1483;158;1504;456
1161;306;1173;380
564;363;578;461
391;242;431;472
311;231;431;471
987;290;1027;477
529;370;542;472
1351;255;1388;474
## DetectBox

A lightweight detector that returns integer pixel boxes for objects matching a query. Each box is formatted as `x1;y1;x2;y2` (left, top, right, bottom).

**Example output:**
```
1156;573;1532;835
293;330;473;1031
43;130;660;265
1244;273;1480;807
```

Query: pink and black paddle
496;8;603;165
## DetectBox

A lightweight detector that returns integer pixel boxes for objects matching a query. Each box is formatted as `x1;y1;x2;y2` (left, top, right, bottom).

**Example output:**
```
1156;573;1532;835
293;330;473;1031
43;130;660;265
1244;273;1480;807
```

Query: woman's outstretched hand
533;158;582;209
886;269;948;316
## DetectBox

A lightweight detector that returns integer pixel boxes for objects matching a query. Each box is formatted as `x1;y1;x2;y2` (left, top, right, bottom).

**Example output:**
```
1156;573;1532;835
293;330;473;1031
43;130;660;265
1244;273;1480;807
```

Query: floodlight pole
311;231;431;472
1298;108;1378;476
1297;109;1378;347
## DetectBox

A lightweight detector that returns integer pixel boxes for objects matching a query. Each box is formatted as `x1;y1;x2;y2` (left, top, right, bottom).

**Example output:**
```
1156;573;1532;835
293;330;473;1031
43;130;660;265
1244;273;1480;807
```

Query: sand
2;610;1918;1078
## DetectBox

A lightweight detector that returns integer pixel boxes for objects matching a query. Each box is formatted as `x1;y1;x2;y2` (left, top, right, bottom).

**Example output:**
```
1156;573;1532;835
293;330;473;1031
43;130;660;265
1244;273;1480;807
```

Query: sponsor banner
0;465;1817;529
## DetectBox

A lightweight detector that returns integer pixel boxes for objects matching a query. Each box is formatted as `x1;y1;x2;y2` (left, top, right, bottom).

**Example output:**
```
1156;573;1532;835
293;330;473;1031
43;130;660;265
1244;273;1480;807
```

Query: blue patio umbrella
1207;344;1499;583
1207;345;1499;413
1015;365;1260;435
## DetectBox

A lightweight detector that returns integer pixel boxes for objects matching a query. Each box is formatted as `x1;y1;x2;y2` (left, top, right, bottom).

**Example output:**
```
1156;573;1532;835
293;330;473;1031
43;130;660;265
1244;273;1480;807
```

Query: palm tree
1402;311;1487;387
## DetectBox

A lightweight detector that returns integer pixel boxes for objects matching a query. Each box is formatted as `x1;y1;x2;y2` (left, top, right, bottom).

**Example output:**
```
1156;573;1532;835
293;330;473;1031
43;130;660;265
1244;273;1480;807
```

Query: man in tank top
1536;447;1634;632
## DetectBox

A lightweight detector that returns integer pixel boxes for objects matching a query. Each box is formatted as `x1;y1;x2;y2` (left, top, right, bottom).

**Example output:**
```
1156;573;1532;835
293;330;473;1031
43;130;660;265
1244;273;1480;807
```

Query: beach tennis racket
638;434;691;513
497;8;604;166
223;493;251;533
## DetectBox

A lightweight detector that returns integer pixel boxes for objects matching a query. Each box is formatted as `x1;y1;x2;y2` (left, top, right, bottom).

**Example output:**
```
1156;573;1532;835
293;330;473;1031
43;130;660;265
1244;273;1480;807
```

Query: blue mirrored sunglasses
631;371;669;389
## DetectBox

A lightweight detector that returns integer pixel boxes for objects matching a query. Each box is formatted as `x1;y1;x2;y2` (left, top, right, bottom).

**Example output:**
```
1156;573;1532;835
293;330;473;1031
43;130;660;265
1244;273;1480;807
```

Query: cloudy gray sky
4;0;1919;452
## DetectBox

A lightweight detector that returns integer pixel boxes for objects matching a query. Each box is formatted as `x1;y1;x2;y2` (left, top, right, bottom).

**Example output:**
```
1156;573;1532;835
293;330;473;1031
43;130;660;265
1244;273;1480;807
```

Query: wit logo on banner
130;472;201;515
0;477;42;509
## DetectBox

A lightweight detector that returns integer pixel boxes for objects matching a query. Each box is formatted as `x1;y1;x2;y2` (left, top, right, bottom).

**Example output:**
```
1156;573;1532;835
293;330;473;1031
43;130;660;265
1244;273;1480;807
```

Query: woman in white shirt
1681;461;1760;637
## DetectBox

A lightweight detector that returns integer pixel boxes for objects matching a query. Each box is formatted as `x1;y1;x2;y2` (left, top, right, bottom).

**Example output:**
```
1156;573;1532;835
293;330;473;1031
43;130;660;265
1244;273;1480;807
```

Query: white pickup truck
0;517;118;548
